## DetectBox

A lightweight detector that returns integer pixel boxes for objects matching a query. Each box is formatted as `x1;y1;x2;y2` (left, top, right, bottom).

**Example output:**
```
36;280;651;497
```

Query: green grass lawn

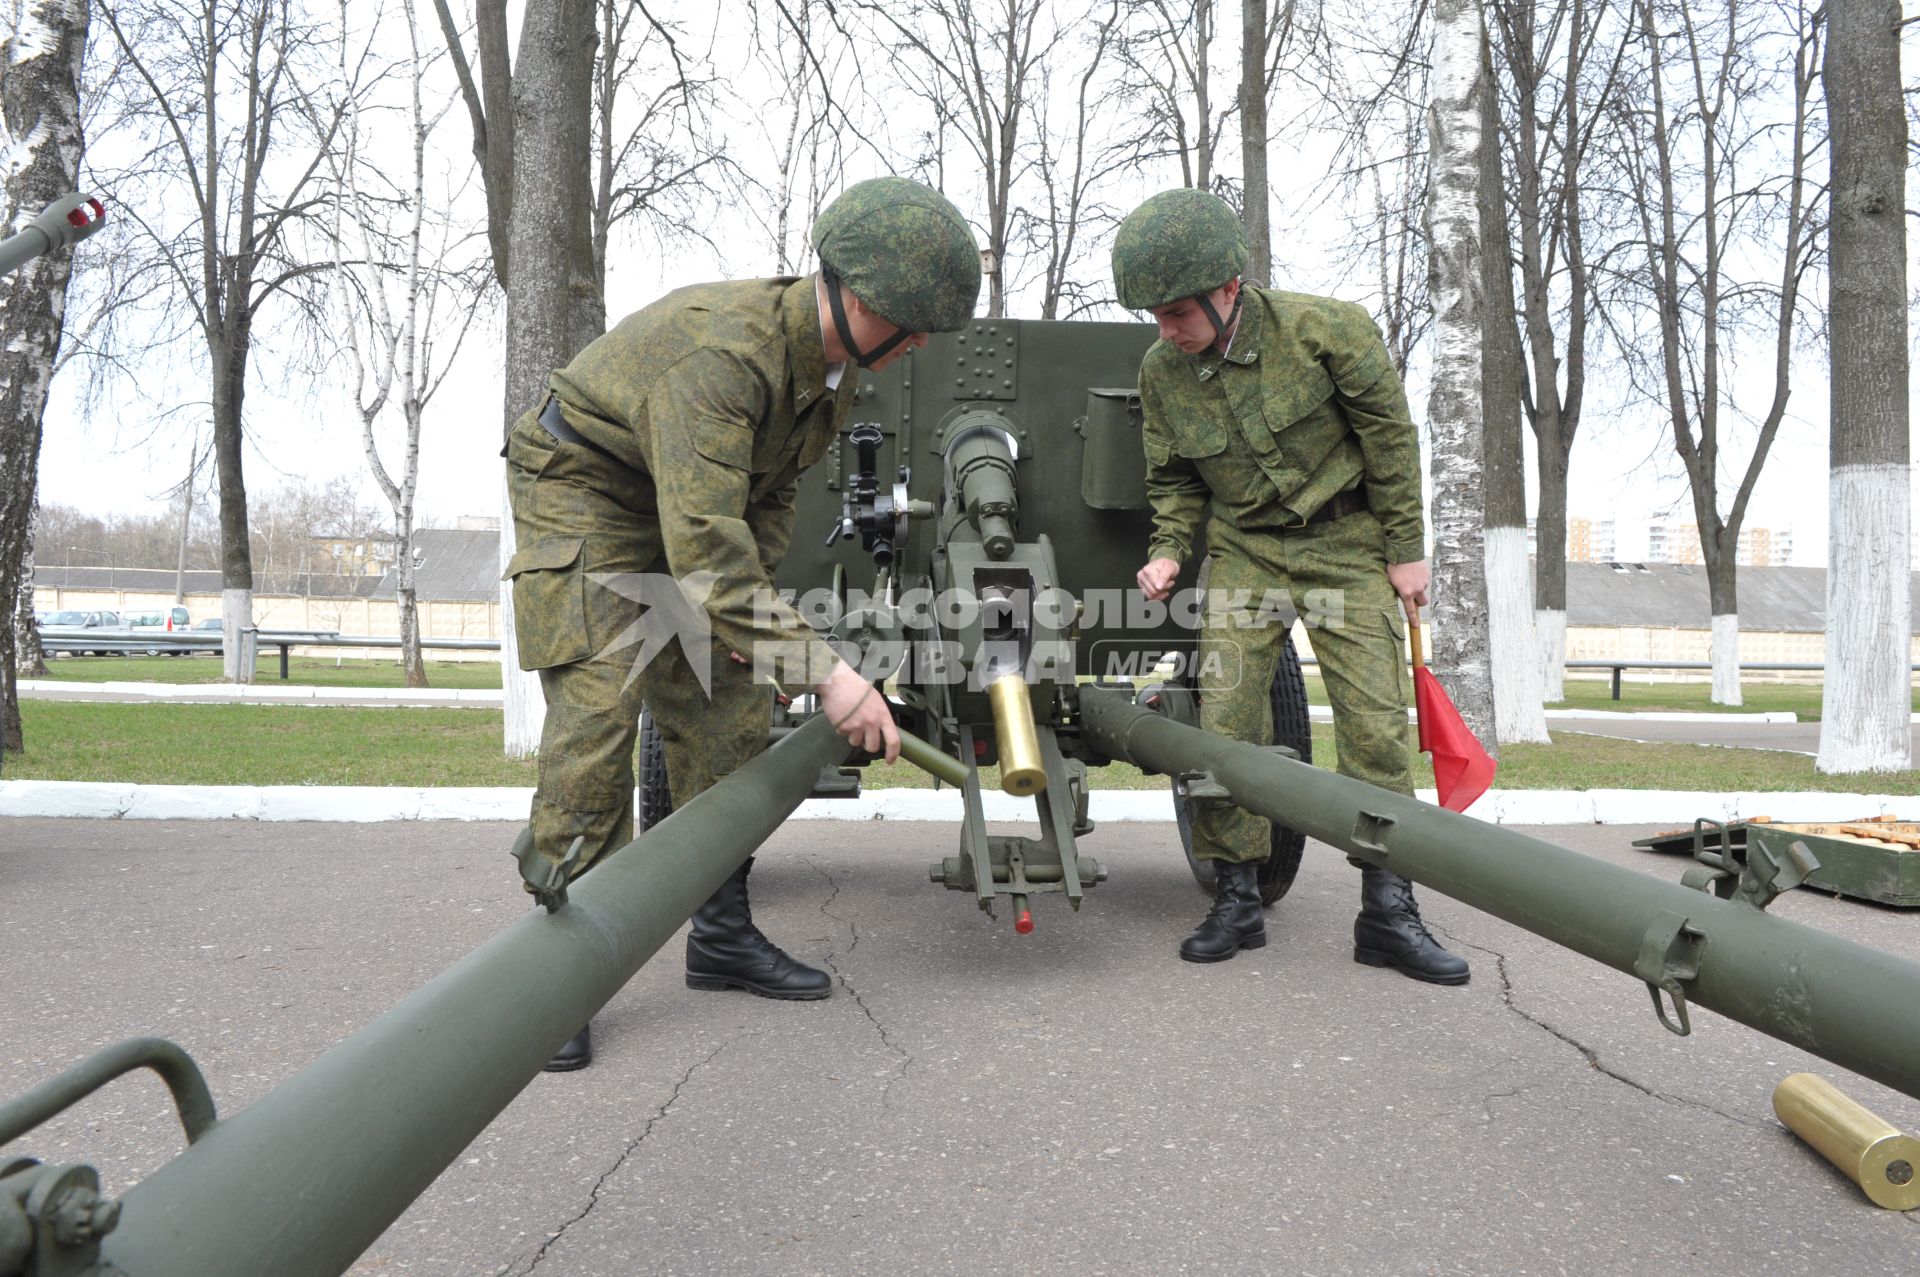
9;702;535;786
9;702;1916;794
28;654;504;689
34;657;1911;722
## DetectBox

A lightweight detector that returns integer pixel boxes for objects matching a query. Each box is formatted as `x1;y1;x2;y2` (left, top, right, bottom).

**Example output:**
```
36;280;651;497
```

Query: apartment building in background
1526;516;1617;563
1644;521;1793;567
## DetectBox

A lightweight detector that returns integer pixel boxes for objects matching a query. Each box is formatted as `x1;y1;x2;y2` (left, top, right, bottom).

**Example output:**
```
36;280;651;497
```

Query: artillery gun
754;318;1309;928
7;313;1920;1277
0;193;104;278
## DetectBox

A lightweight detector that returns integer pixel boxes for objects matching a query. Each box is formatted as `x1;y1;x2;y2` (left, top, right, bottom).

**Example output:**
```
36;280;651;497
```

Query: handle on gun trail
895;728;972;787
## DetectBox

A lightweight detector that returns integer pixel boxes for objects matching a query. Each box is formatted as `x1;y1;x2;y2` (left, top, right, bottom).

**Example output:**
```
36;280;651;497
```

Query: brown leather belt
1283;487;1370;530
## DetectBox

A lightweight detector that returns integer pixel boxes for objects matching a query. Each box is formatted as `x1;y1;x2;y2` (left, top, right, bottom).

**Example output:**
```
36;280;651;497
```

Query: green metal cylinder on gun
942;415;1021;560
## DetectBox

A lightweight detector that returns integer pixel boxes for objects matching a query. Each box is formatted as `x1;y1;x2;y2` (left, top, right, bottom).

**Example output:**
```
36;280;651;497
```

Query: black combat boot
544;1024;592;1072
685;857;832;999
1353;864;1469;985
1179;859;1267;963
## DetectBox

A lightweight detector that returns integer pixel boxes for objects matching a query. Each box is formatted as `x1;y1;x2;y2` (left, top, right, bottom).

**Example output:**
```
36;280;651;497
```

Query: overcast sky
30;0;1920;570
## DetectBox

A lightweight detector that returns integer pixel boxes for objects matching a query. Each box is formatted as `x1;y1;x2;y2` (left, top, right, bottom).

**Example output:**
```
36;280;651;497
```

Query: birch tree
1816;0;1909;773
435;0;601;756
91;0;362;684
329;0;486;686
0;0;89;765
1425;0;1497;744
1601;0;1823;706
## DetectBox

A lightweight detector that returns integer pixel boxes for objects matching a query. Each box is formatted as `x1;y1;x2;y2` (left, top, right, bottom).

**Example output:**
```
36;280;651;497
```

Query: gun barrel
1078;686;1920;1103
943;418;1020;559
0;193;104;277
95;716;849;1277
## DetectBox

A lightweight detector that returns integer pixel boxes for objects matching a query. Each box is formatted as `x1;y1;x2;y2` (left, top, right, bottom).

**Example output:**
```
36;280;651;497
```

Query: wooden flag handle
1408;619;1424;669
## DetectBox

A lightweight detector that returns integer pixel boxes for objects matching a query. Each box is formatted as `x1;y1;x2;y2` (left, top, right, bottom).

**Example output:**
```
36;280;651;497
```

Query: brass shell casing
1773;1072;1920;1210
987;673;1048;797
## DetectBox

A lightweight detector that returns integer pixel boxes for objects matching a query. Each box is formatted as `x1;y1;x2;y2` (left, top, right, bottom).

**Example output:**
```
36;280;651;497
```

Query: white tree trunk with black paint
1422;0;1498;747
0;0;88;761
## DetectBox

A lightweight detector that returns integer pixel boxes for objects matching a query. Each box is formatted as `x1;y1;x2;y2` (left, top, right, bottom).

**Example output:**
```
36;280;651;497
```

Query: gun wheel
1173;631;1312;908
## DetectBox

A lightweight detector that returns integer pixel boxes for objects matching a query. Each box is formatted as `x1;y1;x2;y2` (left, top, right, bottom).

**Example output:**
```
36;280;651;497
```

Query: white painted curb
2;780;1911;826
1305;705;1801;725
1542;708;1800;724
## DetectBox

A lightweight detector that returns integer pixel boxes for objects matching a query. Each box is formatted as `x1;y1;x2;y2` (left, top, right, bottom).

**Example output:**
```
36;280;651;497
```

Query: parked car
128;605;191;631
41;606;113;626
40;609;122;656
126;607;193;655
192;617;224;655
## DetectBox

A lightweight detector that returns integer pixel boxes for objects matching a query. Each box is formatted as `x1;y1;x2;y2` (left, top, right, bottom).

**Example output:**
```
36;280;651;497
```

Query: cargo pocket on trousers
1384;607;1412;702
503;535;590;670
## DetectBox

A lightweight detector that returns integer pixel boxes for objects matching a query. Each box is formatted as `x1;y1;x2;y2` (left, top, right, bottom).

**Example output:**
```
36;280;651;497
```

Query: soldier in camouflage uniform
1112;188;1467;984
505;178;982;1069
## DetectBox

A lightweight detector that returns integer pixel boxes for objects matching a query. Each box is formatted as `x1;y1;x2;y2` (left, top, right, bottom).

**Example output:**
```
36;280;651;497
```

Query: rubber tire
637;707;673;834
1174;630;1312;907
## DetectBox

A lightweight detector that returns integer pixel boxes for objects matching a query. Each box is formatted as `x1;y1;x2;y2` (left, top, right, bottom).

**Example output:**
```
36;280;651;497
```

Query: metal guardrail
37;628;501;679
1294;655;1920;700
1564;659;1920;700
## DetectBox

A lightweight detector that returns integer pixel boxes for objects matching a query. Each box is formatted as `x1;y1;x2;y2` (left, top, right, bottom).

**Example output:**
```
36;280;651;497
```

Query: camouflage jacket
547;275;854;673
1139;287;1425;566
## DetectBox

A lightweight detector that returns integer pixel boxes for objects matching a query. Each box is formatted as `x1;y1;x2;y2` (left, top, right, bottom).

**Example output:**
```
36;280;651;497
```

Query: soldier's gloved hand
1386;559;1431;627
818;661;900;763
1136;556;1181;602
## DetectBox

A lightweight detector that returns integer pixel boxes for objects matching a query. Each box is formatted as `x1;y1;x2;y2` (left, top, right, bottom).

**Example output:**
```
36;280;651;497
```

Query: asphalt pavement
4;817;1917;1275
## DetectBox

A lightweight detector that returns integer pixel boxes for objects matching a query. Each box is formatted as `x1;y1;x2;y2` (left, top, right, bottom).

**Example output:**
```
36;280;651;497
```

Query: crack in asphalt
505;1039;734;1277
1435;923;1765;1132
808;856;913;1108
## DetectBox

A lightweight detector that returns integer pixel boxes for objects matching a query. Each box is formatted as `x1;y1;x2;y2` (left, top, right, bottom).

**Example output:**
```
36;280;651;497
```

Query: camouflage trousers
1192;510;1415;864
503;413;773;881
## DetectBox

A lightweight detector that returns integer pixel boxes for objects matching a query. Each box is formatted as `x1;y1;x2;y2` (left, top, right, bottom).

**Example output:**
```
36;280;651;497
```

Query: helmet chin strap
1193;281;1244;347
822;266;910;369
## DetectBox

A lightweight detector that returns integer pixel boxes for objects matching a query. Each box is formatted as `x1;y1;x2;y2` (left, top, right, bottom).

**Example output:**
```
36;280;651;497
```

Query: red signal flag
1408;623;1496;813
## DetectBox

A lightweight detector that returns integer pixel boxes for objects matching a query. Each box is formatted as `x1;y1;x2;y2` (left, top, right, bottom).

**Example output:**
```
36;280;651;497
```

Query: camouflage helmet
1110;188;1250;311
811;177;981;335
